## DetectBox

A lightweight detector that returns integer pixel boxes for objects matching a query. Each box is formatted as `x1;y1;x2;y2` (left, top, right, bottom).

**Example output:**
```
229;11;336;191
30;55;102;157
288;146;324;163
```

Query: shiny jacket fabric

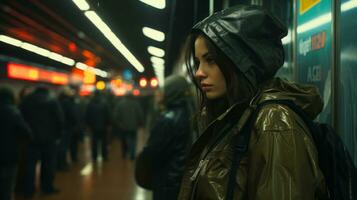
178;78;328;199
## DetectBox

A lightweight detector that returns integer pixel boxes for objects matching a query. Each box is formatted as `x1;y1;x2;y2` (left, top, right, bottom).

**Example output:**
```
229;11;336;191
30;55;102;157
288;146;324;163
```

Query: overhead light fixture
142;27;165;42
0;35;75;66
147;46;165;57
151;56;165;65
75;62;108;78
84;11;144;73
0;35;22;47
21;42;50;57
72;0;90;11
139;0;166;9
152;63;164;70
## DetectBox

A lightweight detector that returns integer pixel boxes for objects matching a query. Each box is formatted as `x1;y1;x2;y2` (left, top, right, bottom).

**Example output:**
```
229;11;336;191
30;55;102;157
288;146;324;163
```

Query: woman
178;5;328;200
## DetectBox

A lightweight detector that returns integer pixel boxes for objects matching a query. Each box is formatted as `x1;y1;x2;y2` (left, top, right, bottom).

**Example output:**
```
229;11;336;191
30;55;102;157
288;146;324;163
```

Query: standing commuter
113;94;144;160
135;75;195;200
0;87;32;200
21;86;64;198
178;5;328;199
85;90;111;162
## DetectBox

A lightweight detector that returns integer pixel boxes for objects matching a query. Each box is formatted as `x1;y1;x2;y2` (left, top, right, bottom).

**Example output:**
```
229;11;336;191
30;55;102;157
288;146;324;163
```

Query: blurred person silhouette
177;5;328;200
135;75;194;200
0;87;32;200
15;85;34;195
113;93;144;160
20;86;64;198
85;90;111;162
57;86;81;170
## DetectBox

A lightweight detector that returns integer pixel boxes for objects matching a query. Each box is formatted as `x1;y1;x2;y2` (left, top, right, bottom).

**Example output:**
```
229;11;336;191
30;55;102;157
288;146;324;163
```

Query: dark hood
163;75;190;106
192;5;288;88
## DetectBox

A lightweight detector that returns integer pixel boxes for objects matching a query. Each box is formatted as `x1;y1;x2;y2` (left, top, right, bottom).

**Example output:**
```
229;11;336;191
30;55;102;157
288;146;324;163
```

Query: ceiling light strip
72;0;90;11
83;10;144;73
142;27;165;42
139;0;166;9
147;46;165;57
0;34;108;77
75;62;108;78
0;34;75;66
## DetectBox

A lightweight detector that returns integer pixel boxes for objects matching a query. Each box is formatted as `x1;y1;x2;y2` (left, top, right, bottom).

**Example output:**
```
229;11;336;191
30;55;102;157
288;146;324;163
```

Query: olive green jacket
178;78;328;200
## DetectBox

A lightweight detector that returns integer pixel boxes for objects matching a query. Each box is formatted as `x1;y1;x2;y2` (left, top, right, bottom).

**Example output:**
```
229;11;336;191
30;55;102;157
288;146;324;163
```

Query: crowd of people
0;84;147;200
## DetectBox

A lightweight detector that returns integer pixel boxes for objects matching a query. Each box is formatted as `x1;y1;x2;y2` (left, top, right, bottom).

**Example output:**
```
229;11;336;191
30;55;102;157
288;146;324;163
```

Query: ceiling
0;0;196;82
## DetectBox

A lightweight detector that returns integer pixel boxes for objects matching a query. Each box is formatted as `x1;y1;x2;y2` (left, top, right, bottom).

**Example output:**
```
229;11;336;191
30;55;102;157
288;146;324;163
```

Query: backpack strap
226;99;308;200
226;100;280;199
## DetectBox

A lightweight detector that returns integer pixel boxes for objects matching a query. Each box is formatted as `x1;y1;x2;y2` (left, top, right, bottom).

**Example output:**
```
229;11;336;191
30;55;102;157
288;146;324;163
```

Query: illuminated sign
300;0;321;14
299;31;326;56
83;69;96;84
7;63;69;85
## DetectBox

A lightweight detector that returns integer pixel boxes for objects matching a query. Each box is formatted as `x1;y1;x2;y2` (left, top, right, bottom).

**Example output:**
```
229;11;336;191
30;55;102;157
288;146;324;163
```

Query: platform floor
15;130;152;200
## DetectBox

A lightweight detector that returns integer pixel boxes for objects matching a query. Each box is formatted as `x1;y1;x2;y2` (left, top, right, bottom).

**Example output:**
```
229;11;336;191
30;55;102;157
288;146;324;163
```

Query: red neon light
133;89;140;96
7;63;39;81
7;63;69;85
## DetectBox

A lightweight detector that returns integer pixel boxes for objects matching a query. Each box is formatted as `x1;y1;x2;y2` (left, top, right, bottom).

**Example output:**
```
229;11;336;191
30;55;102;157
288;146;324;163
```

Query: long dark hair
184;32;256;128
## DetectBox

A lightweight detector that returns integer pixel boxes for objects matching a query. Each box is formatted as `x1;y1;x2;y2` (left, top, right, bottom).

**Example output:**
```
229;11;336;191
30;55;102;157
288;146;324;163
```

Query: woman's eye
206;57;215;64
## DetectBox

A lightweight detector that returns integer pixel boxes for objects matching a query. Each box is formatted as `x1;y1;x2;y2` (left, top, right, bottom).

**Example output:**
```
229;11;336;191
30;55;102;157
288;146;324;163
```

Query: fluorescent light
0;35;22;47
21;42;50;57
61;57;75;66
139;0;166;9
342;0;357;12
147;46;165;57
48;52;63;62
297;13;331;33
151;56;164;65
72;0;90;11
75;62;108;78
142;27;165;42
0;35;76;66
75;62;88;70
152;63;164;70
84;11;144;73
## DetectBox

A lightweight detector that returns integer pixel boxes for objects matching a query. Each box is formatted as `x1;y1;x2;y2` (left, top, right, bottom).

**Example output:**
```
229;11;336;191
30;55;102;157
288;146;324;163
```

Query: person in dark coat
57;87;81;170
113;94;144;160
0;87;32;200
85;90;111;162
135;75;194;200
20;86;64;197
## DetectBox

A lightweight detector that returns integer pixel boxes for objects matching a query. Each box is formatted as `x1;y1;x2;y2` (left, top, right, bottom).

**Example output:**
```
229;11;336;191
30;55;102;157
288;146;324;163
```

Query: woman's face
194;36;227;99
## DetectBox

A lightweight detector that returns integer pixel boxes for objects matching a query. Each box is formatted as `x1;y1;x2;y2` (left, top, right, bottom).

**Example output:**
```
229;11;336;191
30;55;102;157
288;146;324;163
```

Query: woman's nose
195;65;207;79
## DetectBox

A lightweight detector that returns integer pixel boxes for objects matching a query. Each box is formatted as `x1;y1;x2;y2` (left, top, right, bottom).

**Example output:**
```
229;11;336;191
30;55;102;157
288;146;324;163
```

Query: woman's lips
201;84;213;92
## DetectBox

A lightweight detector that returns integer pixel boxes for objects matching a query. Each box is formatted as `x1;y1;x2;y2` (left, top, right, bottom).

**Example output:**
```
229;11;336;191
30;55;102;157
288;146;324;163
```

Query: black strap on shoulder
226;99;305;200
